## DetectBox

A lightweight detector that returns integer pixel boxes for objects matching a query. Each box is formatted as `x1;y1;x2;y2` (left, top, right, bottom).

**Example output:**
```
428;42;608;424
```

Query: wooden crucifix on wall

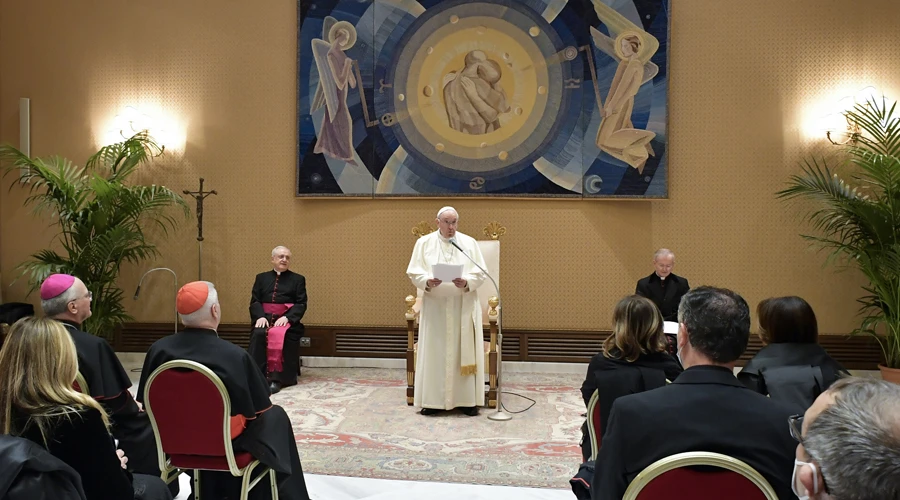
183;178;217;280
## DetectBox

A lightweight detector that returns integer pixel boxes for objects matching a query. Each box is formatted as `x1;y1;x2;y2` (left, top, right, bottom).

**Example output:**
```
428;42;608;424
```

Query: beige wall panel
2;0;898;332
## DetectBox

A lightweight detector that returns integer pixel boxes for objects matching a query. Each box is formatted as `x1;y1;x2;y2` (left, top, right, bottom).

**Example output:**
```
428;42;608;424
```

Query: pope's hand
273;316;289;327
426;279;442;288
255;317;269;329
452;278;468;289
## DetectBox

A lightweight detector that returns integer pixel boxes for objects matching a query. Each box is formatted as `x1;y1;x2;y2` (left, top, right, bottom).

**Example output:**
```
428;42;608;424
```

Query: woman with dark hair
738;296;848;400
0;317;171;500
579;295;682;461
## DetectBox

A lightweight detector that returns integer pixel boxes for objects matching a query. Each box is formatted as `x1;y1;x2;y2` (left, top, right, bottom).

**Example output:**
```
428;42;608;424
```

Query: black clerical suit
591;365;798;500
249;270;308;385
635;273;690;322
137;328;310;500
60;321;164;486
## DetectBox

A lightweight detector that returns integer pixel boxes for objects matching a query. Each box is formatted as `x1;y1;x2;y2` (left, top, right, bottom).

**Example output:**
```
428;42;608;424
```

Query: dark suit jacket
738;343;848;395
635;273;690;321
579;351;682;460
591;365;798;500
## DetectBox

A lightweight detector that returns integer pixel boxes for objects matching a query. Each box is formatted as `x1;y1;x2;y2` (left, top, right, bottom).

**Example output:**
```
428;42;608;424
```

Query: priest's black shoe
420;408;440;416
461;406;479;416
269;381;282;394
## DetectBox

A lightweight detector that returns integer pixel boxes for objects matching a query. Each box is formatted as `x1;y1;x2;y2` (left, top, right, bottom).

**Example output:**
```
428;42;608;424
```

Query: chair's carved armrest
405;295;418;321
488;296;499;324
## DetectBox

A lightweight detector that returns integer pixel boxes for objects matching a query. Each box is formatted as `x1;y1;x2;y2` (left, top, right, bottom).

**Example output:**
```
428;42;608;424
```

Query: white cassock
407;230;486;409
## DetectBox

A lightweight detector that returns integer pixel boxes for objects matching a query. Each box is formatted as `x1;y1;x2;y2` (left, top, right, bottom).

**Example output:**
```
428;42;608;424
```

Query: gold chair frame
585;390;600;461
622;451;779;500
405;221;504;408
144;359;278;500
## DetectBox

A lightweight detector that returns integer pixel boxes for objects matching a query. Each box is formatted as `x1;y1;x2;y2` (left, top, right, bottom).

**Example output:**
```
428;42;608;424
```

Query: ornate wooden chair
622;451;779;500
404;221;504;408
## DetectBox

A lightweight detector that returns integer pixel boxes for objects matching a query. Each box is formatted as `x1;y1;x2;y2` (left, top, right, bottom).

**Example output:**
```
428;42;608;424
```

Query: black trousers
248;323;303;385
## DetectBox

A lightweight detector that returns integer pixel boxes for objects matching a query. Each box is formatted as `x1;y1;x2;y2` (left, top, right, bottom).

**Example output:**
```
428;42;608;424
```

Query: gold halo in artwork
328;21;358;50
498;151;509;160
537;86;546;95
450;15;460;24
528;27;540;37
423;86;433;97
435;143;445;152
398;93;405;101
614;30;646;60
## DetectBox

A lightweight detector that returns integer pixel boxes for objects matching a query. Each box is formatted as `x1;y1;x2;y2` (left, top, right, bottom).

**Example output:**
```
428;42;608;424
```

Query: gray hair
653;248;674;261
804;377;900;499
41;284;80;317
178;282;219;327
676;286;750;363
271;246;291;257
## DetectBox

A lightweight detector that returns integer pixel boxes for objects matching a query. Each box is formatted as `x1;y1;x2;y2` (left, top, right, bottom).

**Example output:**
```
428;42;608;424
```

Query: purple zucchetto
40;274;76;300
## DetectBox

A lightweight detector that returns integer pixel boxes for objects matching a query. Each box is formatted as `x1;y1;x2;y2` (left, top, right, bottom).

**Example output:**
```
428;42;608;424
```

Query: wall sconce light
823;86;879;145
103;106;185;152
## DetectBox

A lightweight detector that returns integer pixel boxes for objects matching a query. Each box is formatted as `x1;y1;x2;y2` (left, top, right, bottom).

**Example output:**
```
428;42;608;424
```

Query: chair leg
270;469;279;500
193;470;201;500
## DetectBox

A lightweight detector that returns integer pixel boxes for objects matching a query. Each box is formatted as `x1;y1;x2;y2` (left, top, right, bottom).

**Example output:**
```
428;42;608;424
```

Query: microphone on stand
449;238;512;422
134;268;179;334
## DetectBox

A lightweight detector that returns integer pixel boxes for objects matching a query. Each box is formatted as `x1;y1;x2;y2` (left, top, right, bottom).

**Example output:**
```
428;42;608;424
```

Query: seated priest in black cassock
137;281;310;500
248;245;308;394
635;248;690;323
40;274;173;496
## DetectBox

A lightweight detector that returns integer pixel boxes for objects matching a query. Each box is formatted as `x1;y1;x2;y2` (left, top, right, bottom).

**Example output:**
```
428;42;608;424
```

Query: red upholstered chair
73;372;89;395
585;389;601;460
143;360;278;500
622;452;778;500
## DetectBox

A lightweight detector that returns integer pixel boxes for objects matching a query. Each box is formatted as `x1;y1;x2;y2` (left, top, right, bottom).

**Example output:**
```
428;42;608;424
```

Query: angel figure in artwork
590;2;660;174
311;17;358;164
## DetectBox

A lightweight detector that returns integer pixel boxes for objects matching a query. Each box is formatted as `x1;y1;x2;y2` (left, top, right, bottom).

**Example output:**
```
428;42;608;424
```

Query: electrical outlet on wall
300;337;311;347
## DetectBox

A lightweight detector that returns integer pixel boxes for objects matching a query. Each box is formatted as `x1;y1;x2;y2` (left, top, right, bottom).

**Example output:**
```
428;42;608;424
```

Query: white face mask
792;458;820;500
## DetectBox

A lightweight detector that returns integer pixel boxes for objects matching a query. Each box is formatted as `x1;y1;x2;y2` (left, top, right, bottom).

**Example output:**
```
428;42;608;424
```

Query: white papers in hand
663;321;679;335
432;263;463;282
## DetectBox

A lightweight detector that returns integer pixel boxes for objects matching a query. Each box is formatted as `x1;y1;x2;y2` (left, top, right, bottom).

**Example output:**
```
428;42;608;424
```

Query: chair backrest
143;359;242;475
623;452;779;500
72;372;89;395
585;389;601;461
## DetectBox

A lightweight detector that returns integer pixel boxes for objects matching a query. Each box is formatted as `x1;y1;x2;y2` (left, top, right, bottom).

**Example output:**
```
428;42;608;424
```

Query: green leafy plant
0;132;189;338
777;97;900;368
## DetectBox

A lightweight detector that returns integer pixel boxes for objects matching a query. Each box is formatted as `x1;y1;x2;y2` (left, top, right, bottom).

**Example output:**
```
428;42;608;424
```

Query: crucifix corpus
183;178;217;280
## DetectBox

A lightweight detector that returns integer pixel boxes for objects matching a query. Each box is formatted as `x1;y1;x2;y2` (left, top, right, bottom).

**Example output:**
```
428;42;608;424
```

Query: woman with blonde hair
579;295;682;460
0;317;171;500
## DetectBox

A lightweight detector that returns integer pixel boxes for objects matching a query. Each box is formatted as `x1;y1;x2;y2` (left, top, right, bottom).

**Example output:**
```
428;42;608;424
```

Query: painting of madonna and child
298;0;669;198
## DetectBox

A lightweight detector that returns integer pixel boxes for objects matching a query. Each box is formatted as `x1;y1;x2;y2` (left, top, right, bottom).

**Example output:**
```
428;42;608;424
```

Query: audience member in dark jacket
579;295;682;460
0;317;171;500
0;434;86;500
739;296;848;411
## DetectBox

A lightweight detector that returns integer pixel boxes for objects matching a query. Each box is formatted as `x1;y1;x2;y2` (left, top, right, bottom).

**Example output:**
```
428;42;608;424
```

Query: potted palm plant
0;132;189;339
777;97;900;383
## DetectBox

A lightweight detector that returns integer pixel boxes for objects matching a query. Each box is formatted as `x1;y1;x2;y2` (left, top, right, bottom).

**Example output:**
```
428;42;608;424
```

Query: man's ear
798;463;822;496
211;303;220;321
677;323;689;350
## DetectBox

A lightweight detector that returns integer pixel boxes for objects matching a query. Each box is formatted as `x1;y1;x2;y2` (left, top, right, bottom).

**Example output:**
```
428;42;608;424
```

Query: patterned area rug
272;367;584;489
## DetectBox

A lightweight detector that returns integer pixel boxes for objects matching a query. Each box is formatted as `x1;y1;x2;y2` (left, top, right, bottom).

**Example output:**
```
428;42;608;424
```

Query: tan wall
1;0;897;332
